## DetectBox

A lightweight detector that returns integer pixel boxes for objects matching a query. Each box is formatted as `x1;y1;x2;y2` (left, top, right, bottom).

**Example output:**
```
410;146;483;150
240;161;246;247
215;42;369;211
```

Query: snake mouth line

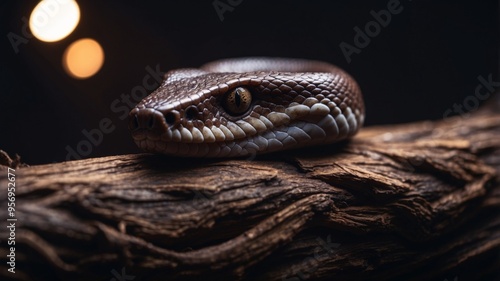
131;103;359;142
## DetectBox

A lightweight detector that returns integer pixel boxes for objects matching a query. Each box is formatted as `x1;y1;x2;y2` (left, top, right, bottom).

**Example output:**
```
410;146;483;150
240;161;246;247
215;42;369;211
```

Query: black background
0;0;498;164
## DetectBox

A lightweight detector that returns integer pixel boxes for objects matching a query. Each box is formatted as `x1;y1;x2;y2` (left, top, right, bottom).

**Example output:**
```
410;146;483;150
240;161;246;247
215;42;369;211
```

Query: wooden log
1;105;499;281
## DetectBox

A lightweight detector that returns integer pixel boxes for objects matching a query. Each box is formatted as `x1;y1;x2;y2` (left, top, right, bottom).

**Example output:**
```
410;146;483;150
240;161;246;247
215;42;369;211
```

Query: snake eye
223;87;252;115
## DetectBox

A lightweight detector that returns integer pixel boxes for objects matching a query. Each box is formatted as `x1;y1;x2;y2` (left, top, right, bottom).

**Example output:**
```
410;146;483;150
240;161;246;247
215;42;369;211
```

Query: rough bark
1;106;499;281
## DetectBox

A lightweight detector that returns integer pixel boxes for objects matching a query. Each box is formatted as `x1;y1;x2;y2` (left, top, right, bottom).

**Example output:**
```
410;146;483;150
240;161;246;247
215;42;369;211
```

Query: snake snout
129;108;170;133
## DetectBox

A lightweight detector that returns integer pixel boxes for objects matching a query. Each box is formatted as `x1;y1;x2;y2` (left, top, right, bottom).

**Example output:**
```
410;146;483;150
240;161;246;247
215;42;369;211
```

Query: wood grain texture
1;106;499;281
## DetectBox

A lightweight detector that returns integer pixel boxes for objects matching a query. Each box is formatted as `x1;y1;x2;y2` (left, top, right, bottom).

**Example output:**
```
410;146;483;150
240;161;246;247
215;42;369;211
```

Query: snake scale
129;58;365;157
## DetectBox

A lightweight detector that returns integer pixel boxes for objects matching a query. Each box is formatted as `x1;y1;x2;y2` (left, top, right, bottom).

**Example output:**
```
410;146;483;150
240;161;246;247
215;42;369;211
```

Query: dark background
0;0;498;165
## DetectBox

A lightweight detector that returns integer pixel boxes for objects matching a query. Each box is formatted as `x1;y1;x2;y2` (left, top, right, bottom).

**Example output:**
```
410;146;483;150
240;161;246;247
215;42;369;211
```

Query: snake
129;58;365;157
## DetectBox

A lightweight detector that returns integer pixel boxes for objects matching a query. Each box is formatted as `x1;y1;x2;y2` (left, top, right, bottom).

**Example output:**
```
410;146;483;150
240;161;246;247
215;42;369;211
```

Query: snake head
129;59;364;157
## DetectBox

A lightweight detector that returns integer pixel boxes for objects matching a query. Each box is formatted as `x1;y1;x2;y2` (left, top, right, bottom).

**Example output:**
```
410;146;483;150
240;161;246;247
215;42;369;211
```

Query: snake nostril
185;106;199;121
164;111;178;127
130;114;140;131
147;115;155;128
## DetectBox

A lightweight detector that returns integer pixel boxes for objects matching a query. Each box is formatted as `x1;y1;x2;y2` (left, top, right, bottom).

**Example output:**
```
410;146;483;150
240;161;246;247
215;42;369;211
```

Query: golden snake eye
223;87;252;115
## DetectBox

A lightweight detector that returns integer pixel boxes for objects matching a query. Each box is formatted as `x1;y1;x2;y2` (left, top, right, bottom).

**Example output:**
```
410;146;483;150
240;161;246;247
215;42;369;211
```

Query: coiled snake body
129;58;365;157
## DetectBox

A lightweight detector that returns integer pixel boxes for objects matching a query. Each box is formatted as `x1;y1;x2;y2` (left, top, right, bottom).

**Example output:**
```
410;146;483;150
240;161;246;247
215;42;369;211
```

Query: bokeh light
29;0;80;42
63;38;105;79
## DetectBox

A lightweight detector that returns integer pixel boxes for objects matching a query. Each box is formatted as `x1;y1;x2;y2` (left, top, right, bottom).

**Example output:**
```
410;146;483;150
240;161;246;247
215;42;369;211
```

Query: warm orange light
63;38;105;79
29;0;80;42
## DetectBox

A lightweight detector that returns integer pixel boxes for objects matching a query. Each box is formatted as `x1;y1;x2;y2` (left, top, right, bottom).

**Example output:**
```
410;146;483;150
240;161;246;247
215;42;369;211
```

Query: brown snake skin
129;58;365;157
